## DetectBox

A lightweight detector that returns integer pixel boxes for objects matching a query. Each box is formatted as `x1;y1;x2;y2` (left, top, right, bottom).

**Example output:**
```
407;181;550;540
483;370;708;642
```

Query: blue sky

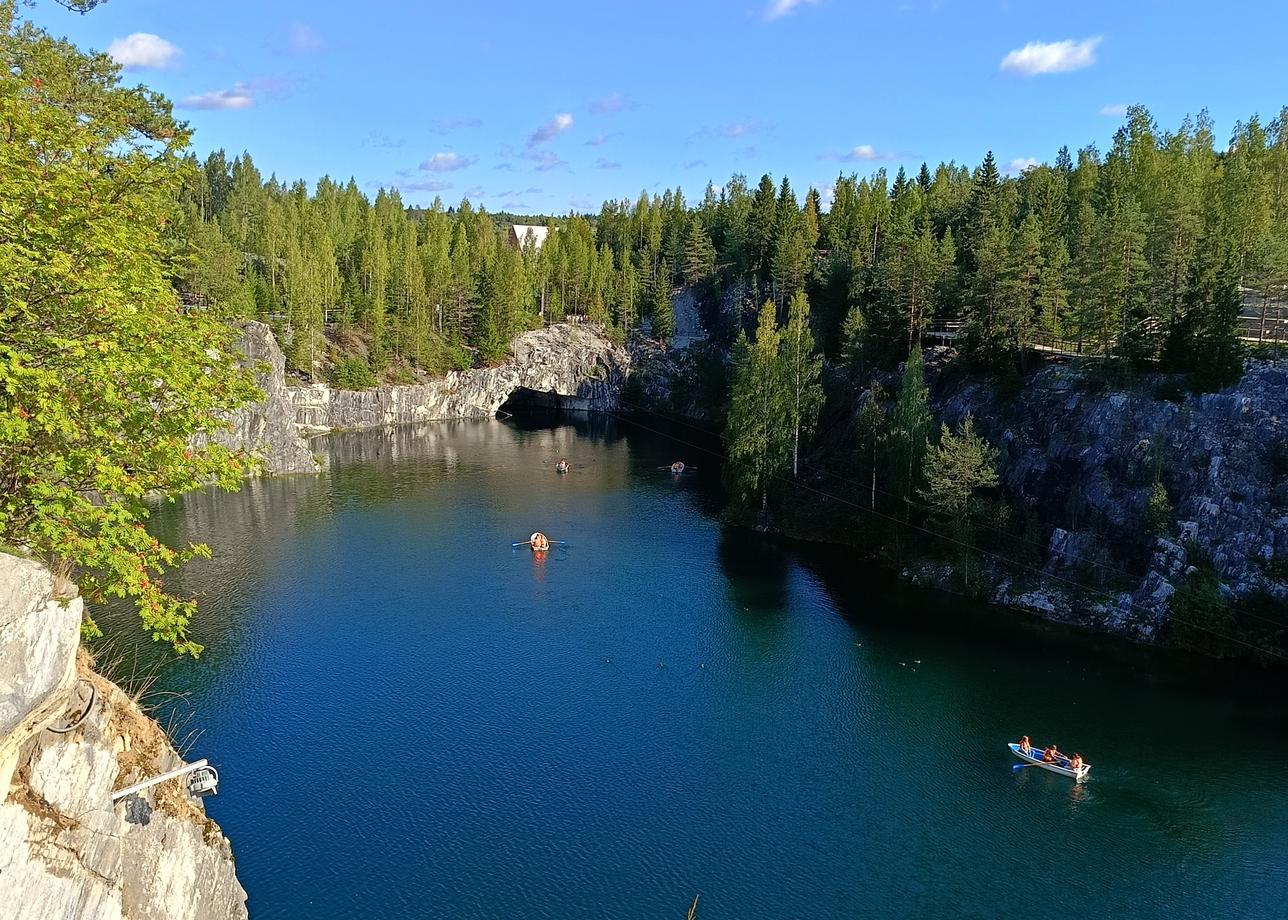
28;0;1288;214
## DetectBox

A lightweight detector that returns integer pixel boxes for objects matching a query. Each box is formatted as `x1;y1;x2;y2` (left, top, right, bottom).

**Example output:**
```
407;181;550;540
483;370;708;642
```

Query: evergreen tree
682;215;717;285
921;415;999;584
839;304;870;381
652;277;676;343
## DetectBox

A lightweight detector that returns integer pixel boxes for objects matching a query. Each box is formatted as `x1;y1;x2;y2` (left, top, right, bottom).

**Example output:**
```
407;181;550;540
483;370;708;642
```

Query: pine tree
839;304;869;381
771;208;813;305
652;276;676;343
749;174;779;283
682;215;716;285
921;414;999;584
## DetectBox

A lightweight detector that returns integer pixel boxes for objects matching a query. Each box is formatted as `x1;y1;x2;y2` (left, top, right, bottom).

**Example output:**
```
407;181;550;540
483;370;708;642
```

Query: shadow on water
89;413;1288;920
717;527;791;613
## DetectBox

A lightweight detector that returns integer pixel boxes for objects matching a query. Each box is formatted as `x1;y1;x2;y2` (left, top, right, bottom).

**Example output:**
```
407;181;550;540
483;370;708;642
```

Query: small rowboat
1008;742;1091;781
555;459;570;474
529;531;551;552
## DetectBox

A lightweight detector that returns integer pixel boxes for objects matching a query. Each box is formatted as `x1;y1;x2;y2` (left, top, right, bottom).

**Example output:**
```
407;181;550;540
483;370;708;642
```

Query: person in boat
1018;736;1033;756
530;532;550;552
670;460;685;474
555;458;570;474
1068;753;1084;772
1043;745;1058;763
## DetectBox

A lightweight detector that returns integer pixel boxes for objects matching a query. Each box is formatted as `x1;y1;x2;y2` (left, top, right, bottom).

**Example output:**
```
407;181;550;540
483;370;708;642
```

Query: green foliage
682;215;716;285
0;5;259;654
921;415;1000;519
652;279;676;344
780;292;824;477
724;302;789;510
329;357;377;389
839;305;869;381
888;348;932;505
1146;481;1173;537
1169;563;1235;656
920;414;999;585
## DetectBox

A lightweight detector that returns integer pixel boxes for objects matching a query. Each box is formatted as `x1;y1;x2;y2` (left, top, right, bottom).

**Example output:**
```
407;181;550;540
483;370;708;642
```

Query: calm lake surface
99;416;1288;919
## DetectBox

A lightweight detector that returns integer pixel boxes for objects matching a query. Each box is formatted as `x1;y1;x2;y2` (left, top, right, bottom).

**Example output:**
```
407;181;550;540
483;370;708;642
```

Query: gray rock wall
290;323;629;432
0;553;248;920
933;357;1288;640
197;322;323;475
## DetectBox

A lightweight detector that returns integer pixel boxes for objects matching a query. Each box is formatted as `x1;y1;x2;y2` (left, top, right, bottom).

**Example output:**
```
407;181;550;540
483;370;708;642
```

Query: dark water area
96;416;1288;919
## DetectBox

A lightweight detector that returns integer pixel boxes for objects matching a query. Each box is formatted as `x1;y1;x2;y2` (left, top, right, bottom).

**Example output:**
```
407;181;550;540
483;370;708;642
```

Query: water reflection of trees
93;473;331;692
717;528;790;612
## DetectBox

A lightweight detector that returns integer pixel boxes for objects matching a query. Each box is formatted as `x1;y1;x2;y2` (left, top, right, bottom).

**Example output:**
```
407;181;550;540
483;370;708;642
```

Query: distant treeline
177;105;1288;388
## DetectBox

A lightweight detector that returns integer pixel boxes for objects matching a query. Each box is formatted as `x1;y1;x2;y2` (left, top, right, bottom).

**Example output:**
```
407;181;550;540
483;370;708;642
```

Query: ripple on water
98;419;1288;920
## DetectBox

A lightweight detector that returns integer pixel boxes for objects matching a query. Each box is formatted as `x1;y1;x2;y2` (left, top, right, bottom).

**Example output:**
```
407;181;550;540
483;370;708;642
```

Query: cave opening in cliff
498;387;565;415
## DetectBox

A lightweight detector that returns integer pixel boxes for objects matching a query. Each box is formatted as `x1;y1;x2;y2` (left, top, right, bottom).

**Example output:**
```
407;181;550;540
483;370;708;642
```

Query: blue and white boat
1009;742;1091;781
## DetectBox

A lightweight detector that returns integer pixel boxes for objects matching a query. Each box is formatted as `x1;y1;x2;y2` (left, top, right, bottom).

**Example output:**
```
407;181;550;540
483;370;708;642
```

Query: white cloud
107;33;181;70
826;144;897;162
845;144;880;161
764;0;819;21
288;22;324;53
527;112;573;147
1000;37;1101;75
180;83;254;110
420;152;477;172
684;159;708;170
1004;156;1039;175
1099;103;1130;117
596;158;622;169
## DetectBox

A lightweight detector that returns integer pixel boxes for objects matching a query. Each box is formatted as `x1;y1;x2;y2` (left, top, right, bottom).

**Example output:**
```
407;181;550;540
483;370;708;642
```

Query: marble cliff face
0;553;248;920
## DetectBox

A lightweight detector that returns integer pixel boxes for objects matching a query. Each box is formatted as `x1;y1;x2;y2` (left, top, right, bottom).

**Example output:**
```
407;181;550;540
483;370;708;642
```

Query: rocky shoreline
217;321;630;475
0;553;248;920
219;318;1287;658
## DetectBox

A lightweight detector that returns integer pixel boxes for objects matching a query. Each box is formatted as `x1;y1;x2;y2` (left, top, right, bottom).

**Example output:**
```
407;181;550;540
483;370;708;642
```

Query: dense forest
179;106;1288;393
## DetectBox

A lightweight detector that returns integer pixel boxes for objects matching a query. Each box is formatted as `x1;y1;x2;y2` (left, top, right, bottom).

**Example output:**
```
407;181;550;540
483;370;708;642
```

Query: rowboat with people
511;532;567;552
660;460;695;475
555;458;570;474
1009;738;1090;781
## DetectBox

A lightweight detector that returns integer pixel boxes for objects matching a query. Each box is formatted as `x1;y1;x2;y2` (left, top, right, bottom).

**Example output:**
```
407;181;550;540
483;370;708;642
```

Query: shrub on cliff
0;5;258;655
329;358;378;390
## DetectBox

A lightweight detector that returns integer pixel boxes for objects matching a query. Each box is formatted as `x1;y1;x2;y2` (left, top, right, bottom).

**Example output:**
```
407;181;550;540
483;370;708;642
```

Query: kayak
1008;742;1091;781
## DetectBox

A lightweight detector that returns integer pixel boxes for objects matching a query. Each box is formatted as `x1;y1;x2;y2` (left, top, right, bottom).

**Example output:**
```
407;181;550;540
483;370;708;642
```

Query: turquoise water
100;417;1288;919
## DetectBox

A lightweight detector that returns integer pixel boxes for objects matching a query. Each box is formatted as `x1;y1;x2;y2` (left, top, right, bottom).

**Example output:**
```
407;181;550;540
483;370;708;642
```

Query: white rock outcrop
0;553;248;920
290;323;629;433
